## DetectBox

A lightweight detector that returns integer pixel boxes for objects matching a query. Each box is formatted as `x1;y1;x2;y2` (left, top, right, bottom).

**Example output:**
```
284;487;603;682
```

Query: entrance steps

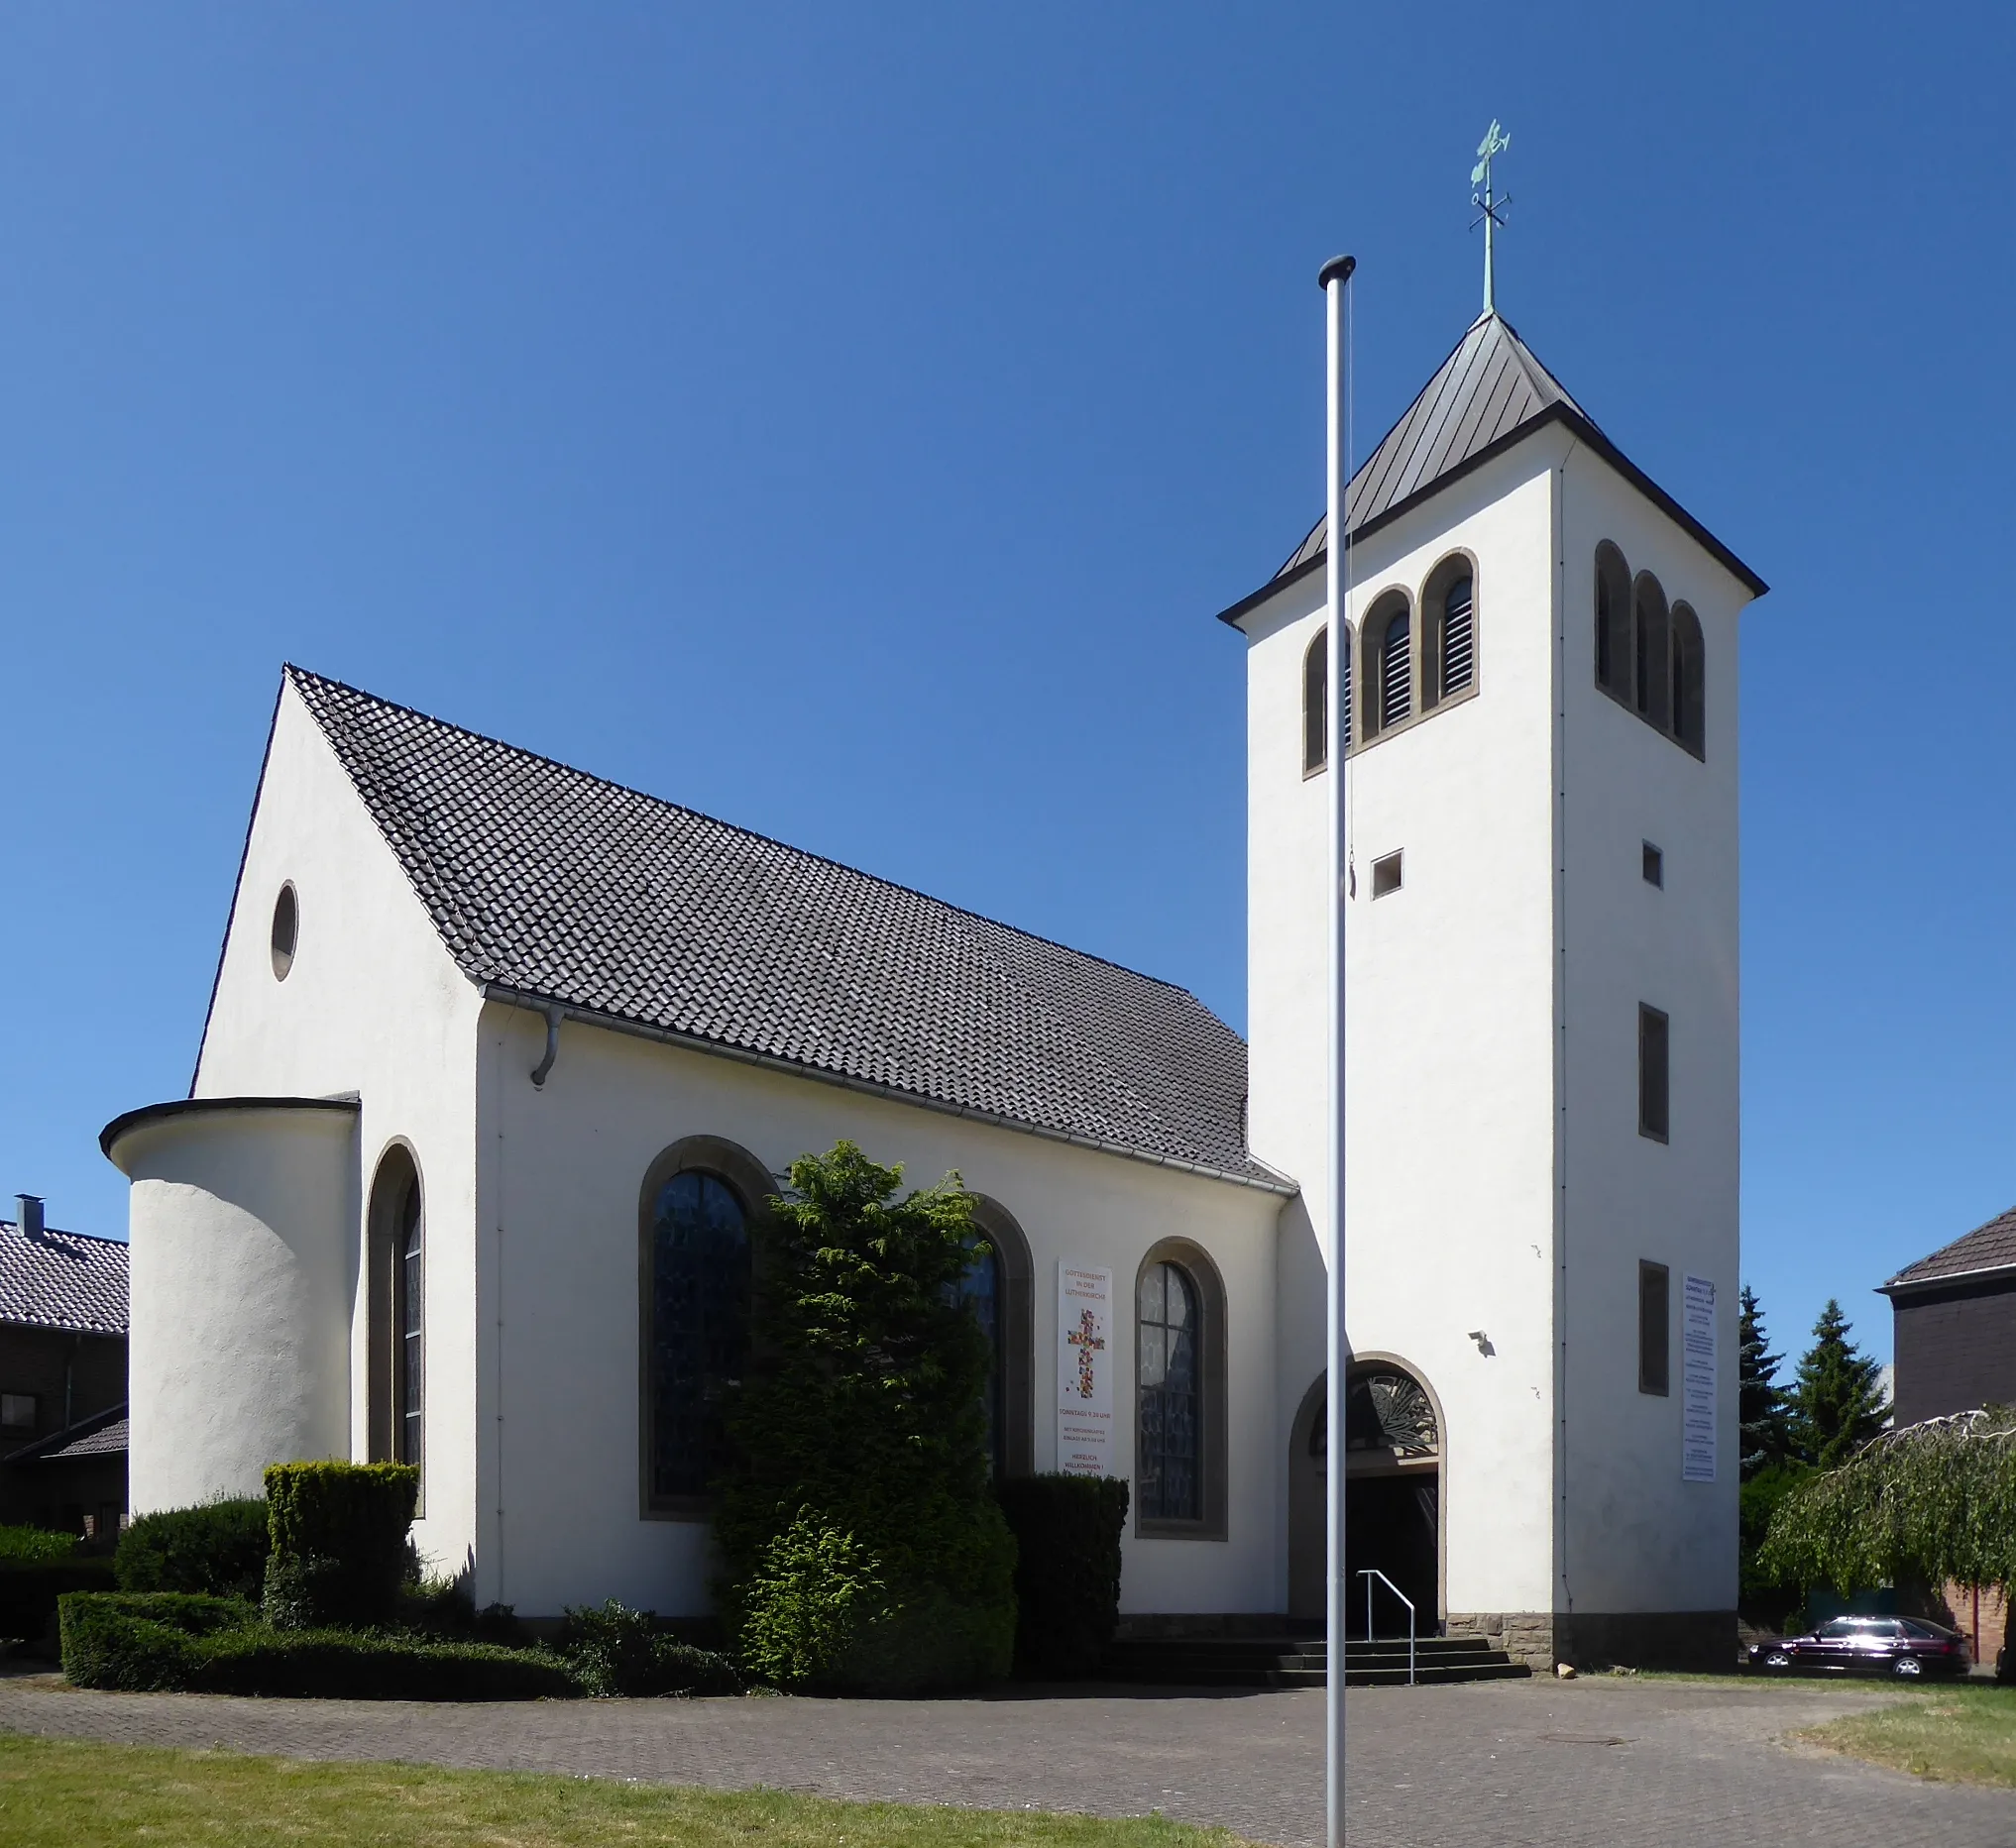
1100;1632;1531;1689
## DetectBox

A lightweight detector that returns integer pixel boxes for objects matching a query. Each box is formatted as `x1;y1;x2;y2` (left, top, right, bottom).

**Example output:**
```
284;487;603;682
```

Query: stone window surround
1133;1237;1229;1542
1304;548;1483;773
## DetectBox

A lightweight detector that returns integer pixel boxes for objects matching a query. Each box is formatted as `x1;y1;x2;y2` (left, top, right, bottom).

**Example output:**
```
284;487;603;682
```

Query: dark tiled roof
1883;1205;2016;1292
1217;309;1765;624
4;1402;127;1464
1276;312;1587;581
285;669;1281;1188
0;1221;128;1336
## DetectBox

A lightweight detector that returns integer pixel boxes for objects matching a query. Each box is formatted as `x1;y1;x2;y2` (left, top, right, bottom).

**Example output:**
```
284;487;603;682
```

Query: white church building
104;301;1763;1670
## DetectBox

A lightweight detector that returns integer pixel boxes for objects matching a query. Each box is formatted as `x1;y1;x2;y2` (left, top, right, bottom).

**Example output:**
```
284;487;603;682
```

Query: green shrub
995;1474;1130;1679
0;1559;117;1652
715;1141;1018;1694
262;1462;417;1630
116;1498;270;1597
559;1599;740;1696
57;1592;256;1689
0;1524;78;1565
735;1515;882;1689
59;1591;576;1700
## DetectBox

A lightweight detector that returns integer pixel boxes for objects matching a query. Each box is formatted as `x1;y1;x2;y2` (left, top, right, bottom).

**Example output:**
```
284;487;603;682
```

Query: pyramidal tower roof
1217;309;1764;625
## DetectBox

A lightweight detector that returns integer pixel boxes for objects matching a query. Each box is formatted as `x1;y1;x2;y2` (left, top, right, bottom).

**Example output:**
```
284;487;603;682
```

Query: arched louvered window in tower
1632;573;1670;730
1302;628;1328;775
1670;602;1705;757
1439;572;1474;699
1595;543;1632;700
1377;604;1411;731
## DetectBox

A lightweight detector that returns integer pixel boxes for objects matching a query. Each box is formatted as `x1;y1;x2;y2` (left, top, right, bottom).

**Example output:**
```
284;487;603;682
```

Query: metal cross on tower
1471;119;1512;317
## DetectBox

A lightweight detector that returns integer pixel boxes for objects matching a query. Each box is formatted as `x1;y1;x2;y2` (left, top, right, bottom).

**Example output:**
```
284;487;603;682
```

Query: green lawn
1795;1681;2016;1789
0;1736;1262;1848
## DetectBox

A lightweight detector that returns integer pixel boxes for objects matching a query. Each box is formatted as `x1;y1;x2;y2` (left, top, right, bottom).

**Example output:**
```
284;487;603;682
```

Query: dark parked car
1749;1614;1968;1680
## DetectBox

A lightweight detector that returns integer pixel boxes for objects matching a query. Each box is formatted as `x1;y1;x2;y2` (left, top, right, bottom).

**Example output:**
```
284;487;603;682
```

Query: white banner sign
1682;1274;1717;1483
1057;1261;1114;1477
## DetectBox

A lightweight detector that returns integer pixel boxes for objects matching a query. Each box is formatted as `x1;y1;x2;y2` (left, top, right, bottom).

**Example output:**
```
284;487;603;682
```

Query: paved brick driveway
3;1669;2013;1846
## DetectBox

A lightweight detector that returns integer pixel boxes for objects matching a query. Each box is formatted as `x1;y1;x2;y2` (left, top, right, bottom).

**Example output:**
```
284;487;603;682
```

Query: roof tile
285;670;1278;1187
0;1221;129;1336
1885;1205;2016;1291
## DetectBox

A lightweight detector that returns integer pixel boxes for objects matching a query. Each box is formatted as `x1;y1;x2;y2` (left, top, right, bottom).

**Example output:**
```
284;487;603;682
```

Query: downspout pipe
528;1005;563;1088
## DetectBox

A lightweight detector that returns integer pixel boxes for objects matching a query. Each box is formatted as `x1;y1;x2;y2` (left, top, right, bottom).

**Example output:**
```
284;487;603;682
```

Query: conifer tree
1787;1298;1890;1470
1737;1285;1791;1481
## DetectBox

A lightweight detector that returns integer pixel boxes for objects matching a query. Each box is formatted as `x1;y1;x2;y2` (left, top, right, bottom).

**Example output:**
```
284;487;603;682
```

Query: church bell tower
1219;271;1766;1668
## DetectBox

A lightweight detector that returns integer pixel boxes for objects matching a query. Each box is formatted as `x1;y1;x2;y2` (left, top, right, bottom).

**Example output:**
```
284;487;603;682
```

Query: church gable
282;667;1273;1187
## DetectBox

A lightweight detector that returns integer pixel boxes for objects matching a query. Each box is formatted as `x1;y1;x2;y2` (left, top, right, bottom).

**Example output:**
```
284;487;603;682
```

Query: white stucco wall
111;1101;359;1512
470;1004;1286;1618
1244;437;1569;1623
190;681;487;1576
1557;454;1749;1614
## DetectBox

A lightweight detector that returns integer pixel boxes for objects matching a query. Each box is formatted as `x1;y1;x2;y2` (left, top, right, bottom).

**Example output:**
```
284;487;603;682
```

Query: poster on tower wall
1682;1274;1718;1483
1057;1262;1114;1477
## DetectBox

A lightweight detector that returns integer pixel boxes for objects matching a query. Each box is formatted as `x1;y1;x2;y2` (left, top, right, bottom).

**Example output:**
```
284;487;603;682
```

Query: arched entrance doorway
1287;1361;1441;1633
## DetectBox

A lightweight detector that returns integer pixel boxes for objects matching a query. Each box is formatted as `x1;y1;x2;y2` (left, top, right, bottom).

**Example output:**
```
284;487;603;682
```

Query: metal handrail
1355;1569;1416;1685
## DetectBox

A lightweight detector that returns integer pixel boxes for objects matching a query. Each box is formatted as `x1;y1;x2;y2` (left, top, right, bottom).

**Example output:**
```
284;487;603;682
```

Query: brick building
1879;1202;2016;1667
0;1196;129;1540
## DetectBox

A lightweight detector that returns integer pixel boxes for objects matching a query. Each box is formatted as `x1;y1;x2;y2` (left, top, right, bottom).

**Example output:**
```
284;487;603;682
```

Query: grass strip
1795;1682;2016;1788
0;1734;1263;1847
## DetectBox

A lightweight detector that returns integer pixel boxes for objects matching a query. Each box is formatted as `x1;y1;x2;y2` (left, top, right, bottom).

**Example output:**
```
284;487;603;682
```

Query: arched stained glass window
648;1170;751;1502
958;1238;1004;1476
1440;574;1475;697
395;1177;423;1470
1137;1260;1201;1522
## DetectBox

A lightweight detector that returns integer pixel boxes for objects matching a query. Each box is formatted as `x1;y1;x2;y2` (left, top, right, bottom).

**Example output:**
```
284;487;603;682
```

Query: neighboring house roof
282;668;1286;1191
1880;1204;2016;1295
3;1401;128;1464
0;1219;129;1337
1214;310;1766;628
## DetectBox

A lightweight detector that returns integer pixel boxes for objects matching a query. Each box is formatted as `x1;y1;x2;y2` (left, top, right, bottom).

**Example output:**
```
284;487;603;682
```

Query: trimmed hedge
995;1474;1129;1679
0;1524;79;1565
59;1592;578;1700
263;1462;417;1630
116;1499;270;1598
57;1592;257;1687
0;1558;117;1652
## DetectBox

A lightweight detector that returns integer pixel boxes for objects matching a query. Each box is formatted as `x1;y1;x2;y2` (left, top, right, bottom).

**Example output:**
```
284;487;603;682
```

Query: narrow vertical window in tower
1379;605;1411;730
1595;543;1633;701
1632;573;1670;729
1440;573;1475;697
1302;628;1328;775
1670;603;1705;757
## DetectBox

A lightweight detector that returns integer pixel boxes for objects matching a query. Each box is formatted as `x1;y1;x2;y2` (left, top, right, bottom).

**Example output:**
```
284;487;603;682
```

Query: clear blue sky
3;5;2009;1368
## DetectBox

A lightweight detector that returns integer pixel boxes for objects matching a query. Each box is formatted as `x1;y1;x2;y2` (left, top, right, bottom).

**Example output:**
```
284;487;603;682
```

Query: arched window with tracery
366;1143;425;1499
958;1235;1004;1475
1669;602;1705;757
395;1179;423;1470
1302;628;1328;775
641;1146;758;1511
1137;1258;1201;1522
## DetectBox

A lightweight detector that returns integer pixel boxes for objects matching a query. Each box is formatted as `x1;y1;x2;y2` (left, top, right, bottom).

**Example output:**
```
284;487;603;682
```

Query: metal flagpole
1318;248;1355;1848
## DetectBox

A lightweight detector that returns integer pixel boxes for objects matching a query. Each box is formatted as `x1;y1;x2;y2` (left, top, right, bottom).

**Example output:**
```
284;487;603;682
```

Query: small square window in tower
1642;842;1664;887
1371;851;1402;898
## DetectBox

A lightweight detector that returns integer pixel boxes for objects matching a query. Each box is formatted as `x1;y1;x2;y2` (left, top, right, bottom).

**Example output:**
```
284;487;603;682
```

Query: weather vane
1470;119;1512;317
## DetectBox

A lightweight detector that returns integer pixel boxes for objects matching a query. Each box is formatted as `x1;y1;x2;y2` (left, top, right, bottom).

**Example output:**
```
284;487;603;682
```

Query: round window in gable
271;883;299;981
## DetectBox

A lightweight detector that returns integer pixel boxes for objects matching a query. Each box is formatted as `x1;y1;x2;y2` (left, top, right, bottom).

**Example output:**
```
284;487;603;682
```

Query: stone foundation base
1449;1609;1736;1674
